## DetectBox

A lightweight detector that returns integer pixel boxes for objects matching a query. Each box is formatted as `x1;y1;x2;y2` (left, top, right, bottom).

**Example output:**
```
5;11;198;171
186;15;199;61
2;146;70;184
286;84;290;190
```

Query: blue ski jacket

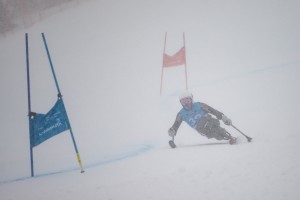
171;102;224;134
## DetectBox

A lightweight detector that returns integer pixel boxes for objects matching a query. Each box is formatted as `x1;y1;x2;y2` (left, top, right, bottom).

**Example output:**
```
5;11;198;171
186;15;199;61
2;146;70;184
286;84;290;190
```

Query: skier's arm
168;113;183;136
200;103;224;119
200;102;232;125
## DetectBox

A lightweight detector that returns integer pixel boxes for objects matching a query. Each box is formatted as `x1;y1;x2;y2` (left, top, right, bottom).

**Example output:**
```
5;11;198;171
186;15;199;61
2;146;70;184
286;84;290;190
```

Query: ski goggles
180;97;193;107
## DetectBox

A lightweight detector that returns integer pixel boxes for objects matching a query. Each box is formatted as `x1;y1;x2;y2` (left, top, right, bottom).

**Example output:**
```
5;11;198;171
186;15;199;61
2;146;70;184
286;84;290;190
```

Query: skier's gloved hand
168;127;176;137
222;115;232;126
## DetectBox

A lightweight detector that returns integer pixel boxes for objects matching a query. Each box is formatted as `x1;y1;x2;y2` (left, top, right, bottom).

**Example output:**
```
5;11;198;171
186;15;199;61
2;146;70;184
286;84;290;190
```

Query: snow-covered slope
1;0;300;199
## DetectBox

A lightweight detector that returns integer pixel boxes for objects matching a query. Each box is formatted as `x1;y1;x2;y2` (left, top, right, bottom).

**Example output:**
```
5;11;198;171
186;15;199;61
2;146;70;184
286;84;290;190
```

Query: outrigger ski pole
231;124;252;142
169;135;176;148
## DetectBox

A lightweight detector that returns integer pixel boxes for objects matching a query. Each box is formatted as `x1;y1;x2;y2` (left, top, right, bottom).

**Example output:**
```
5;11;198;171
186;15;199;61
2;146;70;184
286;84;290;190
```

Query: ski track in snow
0;142;155;184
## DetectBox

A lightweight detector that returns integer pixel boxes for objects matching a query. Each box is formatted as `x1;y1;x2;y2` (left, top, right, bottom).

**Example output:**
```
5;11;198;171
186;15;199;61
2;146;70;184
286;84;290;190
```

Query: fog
0;0;81;35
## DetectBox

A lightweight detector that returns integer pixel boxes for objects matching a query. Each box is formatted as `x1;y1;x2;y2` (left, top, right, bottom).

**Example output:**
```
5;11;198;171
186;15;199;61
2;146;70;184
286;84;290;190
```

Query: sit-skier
168;91;237;145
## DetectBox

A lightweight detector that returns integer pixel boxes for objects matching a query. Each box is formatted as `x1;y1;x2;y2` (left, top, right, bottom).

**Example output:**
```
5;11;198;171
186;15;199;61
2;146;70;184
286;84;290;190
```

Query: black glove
222;115;232;126
168;127;176;137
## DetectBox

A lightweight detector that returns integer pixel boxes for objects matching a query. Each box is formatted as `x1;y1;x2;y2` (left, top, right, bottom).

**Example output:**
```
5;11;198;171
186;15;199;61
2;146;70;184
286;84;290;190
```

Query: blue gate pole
25;33;34;177
41;33;84;173
41;33;62;96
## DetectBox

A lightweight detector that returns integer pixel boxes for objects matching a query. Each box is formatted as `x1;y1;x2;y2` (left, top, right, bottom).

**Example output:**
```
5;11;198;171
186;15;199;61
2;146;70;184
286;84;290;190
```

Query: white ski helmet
179;91;193;101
